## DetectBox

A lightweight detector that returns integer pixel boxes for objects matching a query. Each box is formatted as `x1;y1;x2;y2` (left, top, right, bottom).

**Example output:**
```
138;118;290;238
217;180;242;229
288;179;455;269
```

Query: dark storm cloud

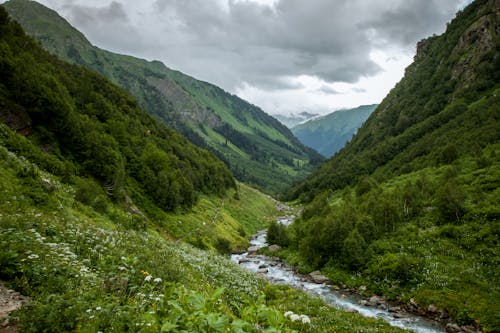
60;1;150;55
52;0;468;91
362;0;467;47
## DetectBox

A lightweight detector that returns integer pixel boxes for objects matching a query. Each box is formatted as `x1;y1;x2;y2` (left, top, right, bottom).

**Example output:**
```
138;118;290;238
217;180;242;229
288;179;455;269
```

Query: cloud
317;85;341;95
34;0;469;114
362;0;471;47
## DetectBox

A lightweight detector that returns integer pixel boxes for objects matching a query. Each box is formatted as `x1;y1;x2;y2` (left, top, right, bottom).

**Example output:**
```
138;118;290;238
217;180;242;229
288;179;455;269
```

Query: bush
267;221;290;247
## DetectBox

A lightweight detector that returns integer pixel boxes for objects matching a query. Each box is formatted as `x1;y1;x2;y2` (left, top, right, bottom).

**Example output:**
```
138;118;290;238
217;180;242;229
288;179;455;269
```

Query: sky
8;0;471;116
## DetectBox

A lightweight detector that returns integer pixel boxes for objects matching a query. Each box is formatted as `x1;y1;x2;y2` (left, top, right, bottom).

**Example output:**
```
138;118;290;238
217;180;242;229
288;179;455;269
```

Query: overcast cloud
9;0;471;115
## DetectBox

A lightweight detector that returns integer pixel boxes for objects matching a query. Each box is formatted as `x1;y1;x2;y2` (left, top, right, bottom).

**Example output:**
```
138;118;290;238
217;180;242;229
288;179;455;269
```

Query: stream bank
231;214;460;333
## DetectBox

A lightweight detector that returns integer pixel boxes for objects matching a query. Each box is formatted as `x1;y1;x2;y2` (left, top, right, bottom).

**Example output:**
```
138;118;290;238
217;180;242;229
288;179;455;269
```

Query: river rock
247;246;260;253
346;308;359;313
388;306;401;313
369;295;384;306
257;268;268;274
460;326;479;333
309;271;330;284
393;312;407;319
358;299;369;306
268;244;282;252
258;264;268;269
427;304;438;313
238;258;250;264
445;323;461;333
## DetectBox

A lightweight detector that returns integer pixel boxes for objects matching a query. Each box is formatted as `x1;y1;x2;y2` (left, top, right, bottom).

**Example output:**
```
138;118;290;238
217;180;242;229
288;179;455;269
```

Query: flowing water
231;215;446;333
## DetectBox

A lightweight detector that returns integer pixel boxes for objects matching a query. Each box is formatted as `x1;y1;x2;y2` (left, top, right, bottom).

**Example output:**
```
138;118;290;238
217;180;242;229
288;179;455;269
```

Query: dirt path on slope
0;281;29;333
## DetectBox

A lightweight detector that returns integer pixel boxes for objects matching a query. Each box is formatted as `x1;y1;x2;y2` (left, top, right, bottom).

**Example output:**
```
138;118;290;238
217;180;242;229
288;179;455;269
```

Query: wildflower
27;254;39;260
284;311;294;318
117;266;126;271
153;277;162;283
142;270;150;275
289;314;300;322
95;306;102;311
86;309;92;313
144;275;153;282
300;315;311;324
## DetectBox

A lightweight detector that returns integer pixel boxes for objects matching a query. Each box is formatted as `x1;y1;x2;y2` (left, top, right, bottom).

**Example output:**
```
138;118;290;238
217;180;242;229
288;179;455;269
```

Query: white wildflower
95;306;101;311
289;314;300;322
27;254;39;260
117;266;126;271
144;275;153;282
153;277;162;283
300;315;311;324
284;311;294;318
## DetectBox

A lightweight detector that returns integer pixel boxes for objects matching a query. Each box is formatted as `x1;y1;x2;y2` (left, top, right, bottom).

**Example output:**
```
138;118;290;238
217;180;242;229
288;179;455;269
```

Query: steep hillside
0;4;235;214
3;0;323;194
292;105;377;157
287;0;499;201
273;1;499;331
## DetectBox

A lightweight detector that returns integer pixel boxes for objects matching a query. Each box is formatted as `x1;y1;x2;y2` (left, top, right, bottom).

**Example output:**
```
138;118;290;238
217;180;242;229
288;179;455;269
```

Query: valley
0;0;499;332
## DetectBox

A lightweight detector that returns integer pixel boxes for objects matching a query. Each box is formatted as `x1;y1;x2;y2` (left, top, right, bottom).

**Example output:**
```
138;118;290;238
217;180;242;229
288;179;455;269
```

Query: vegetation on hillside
277;1;500;331
2;0;324;194
292;104;377;157
0;9;412;332
0;6;235;216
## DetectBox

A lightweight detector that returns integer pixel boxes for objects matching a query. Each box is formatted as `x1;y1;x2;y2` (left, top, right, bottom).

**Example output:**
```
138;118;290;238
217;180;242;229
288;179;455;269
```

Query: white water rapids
231;215;446;333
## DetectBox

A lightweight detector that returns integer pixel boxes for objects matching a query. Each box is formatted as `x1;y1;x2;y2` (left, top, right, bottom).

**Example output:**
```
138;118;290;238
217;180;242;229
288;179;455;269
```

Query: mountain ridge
2;0;323;194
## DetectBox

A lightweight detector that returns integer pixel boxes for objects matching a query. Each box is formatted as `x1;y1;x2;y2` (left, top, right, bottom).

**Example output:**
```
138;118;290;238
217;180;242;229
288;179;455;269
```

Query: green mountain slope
0;3;235;215
275;0;499;331
2;0;323;194
292;105;377;157
0;8;409;332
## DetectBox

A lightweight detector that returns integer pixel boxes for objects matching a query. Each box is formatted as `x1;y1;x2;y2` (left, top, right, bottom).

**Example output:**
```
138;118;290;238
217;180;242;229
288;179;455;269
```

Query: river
231;215;447;333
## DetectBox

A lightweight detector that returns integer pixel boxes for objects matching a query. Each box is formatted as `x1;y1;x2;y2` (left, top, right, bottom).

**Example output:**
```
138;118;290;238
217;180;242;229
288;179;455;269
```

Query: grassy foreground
0;142;407;332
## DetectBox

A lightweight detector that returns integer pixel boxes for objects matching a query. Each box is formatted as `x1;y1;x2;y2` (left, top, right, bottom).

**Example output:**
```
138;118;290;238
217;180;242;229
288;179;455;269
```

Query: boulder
258;264;268;269
247;246;260;253
309;271;330;284
358;300;369;306
427;304;438;313
257;268;268;274
445;323;461;333
268;244;282;253
369;295;384;305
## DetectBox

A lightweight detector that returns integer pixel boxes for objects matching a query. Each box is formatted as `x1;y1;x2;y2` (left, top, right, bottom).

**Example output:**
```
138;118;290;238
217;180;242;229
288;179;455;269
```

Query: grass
0;143;409;332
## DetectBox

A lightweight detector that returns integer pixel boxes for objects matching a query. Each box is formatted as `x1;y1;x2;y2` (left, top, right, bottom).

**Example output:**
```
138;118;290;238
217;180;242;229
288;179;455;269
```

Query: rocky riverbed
231;215;477;333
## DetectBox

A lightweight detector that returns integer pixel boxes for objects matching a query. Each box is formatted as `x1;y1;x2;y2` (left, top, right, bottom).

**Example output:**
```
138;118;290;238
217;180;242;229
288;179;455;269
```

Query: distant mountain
291;105;377;157
3;0;323;194
275;112;319;128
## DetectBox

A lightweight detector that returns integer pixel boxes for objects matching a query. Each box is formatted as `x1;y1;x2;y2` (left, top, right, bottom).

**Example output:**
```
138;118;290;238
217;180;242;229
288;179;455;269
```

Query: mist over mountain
274;112;319;128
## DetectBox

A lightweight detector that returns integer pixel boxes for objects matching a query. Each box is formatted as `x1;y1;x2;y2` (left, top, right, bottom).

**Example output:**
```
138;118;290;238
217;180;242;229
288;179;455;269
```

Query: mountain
274;112;319;128
291;105;377;157
2;0;323;194
0;8;410;332
278;0;499;330
0;4;237;215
